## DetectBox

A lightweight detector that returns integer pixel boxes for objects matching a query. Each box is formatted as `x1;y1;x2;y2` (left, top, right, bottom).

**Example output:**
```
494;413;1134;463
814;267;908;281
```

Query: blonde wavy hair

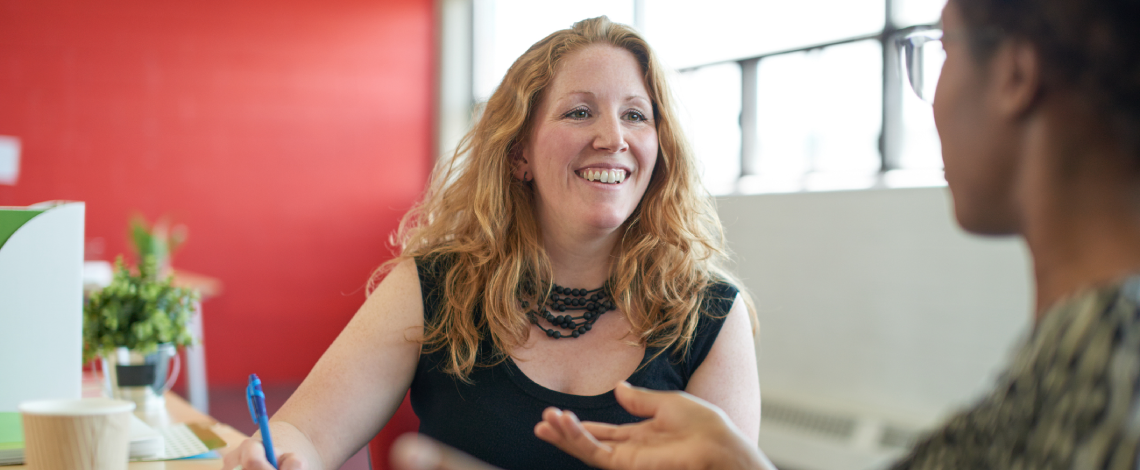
376;16;754;381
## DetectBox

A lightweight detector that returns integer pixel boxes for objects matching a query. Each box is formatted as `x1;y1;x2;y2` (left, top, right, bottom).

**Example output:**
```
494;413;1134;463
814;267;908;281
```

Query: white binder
0;202;85;412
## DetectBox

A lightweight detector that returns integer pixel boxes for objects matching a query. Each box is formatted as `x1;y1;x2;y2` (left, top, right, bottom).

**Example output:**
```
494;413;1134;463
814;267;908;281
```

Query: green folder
0;209;44;250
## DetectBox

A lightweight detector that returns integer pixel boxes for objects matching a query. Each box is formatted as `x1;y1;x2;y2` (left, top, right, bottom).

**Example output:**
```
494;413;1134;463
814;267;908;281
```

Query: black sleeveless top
409;256;739;470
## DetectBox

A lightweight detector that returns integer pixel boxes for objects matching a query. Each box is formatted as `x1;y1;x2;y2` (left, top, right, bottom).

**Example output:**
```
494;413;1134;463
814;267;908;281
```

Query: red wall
0;0;435;386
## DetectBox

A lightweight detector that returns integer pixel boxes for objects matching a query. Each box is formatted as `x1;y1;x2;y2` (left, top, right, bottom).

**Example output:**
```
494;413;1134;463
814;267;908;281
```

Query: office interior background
0;0;1033;469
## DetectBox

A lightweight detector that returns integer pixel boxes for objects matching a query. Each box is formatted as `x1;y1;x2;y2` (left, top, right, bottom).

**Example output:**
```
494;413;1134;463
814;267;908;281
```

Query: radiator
758;398;927;470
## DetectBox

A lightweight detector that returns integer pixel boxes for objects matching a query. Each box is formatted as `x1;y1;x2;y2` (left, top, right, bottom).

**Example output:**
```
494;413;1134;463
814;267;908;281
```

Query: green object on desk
0;209;44;251
0;412;24;467
0;412;22;448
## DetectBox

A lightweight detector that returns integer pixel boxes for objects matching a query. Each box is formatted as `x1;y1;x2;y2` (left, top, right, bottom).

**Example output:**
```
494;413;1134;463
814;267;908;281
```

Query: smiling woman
221;16;759;470
518;44;659;238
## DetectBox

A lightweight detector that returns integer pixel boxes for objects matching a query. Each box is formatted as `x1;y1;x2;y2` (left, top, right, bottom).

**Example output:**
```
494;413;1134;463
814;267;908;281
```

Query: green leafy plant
129;215;187;279
83;255;199;363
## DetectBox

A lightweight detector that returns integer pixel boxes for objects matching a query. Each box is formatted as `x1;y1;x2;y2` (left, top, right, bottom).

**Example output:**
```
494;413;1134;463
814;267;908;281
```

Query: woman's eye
624;110;648;122
565;108;590;119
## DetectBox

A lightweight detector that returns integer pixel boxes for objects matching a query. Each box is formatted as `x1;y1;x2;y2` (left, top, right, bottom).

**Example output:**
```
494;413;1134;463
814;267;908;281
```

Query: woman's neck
1028;204;1140;318
538;218;621;289
1018;100;1140;319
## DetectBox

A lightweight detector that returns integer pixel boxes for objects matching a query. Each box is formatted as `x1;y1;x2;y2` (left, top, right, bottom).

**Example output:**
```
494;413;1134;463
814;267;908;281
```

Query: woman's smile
576;166;629;185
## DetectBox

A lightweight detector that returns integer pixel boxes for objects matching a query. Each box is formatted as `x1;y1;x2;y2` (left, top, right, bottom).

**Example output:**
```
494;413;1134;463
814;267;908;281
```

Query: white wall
718;187;1033;426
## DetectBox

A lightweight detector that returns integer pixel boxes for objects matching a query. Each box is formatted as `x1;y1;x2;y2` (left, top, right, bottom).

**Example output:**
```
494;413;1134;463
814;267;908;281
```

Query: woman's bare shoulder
360;257;424;328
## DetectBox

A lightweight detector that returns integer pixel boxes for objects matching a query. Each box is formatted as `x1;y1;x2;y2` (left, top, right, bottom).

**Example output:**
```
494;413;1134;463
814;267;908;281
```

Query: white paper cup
18;398;136;470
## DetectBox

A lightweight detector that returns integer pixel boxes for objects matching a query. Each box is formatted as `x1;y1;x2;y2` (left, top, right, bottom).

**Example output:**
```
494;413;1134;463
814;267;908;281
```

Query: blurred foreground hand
390;434;501;470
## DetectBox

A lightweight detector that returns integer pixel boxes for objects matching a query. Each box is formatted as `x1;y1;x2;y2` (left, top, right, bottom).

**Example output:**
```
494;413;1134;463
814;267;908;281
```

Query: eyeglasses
897;26;945;104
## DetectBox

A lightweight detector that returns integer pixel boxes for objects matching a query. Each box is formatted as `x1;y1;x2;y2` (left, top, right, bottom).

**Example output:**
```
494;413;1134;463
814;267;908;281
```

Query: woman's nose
592;114;628;153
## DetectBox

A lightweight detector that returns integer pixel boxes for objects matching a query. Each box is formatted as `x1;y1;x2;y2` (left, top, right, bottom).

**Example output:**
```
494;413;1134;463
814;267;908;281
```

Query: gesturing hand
533;382;775;470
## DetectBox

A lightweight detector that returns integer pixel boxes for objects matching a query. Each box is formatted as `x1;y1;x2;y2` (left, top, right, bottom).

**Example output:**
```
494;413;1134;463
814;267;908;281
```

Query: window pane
893;0;946;26
643;0;885;69
748;40;882;192
473;0;635;102
673;64;742;195
897;77;944;170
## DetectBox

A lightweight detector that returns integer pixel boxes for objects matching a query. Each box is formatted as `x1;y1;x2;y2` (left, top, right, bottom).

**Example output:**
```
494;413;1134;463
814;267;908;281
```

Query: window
472;0;635;103
470;0;948;194
747;41;883;192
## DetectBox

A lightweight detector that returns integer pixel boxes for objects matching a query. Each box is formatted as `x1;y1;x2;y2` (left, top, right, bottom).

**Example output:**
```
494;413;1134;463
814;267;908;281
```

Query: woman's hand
221;437;307;470
534;382;776;470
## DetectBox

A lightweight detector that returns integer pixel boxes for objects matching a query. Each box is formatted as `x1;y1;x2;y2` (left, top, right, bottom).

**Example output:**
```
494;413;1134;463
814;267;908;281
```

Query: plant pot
99;343;179;424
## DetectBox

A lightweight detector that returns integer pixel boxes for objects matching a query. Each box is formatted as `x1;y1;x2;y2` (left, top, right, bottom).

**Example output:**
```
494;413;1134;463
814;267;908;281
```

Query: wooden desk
7;393;246;469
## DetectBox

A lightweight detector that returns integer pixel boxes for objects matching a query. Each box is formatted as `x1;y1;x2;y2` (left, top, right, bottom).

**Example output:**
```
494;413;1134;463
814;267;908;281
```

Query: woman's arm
222;259;425;470
684;295;761;441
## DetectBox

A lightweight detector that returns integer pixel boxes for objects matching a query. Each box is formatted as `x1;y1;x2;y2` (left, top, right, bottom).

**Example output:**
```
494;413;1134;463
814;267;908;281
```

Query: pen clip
246;374;266;424
245;381;258;423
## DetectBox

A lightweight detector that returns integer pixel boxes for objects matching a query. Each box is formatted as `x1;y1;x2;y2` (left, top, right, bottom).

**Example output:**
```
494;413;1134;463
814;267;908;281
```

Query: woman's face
520;44;659;236
933;0;1021;234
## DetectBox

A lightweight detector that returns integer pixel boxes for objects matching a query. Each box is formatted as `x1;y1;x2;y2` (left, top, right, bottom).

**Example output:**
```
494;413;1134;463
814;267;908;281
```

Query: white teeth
579;169;627;184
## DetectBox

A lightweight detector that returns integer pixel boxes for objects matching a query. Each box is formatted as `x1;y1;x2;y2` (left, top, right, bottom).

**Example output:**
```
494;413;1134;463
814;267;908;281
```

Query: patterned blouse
891;277;1140;470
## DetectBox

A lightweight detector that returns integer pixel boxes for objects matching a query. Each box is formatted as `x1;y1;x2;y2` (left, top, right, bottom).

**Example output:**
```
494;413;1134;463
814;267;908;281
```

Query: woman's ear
991;38;1042;119
512;144;532;182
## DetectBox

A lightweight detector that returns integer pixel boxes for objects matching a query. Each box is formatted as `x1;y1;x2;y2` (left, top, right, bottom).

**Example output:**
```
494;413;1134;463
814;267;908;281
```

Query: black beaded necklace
525;283;616;339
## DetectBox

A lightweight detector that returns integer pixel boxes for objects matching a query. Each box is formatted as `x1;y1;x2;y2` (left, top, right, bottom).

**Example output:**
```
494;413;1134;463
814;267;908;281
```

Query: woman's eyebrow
552;91;650;110
558;91;649;102
550;91;594;108
562;91;595;99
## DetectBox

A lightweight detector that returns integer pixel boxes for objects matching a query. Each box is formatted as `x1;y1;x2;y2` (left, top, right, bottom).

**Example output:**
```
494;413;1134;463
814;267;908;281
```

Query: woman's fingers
538;408;611;447
580;421;626;441
612;381;674;419
221;438;277;470
613;382;725;428
221;446;239;470
536;406;629;444
560;411;610;450
612;382;663;418
535;410;616;468
540;408;572;440
278;452;304;470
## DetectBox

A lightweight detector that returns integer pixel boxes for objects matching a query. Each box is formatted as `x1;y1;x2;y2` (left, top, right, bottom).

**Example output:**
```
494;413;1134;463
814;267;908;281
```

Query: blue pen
246;373;279;469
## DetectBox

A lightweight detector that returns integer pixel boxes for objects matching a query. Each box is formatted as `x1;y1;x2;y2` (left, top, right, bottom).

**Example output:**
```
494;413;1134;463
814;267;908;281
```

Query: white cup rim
18;398;136;416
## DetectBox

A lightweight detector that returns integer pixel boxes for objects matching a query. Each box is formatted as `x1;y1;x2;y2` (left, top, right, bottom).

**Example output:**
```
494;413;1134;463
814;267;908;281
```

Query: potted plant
82;256;198;361
83;217;198;415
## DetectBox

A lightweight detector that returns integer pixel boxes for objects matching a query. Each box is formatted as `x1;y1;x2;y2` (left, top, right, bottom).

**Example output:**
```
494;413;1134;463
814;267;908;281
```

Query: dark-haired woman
527;0;1140;468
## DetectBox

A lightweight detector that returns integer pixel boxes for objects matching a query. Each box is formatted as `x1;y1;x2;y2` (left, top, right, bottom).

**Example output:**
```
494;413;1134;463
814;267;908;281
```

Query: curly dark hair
953;0;1140;156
